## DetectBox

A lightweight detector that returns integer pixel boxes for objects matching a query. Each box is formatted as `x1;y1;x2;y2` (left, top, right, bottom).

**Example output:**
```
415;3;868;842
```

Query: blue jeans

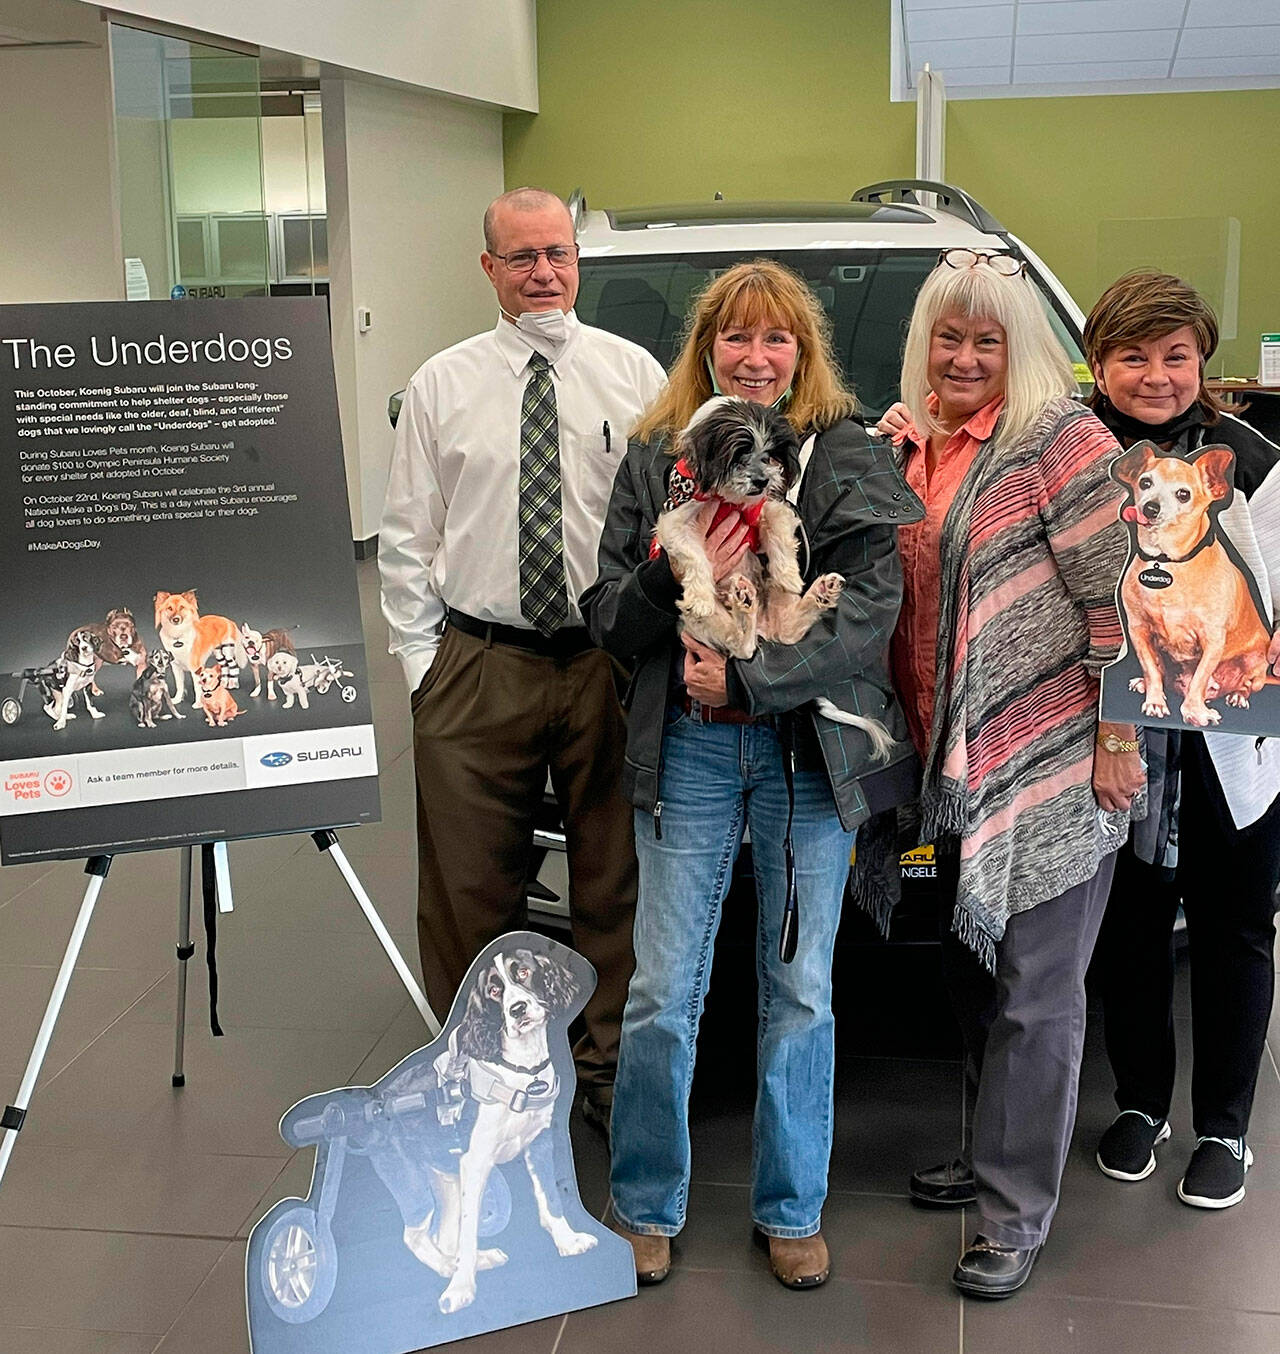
609;710;854;1238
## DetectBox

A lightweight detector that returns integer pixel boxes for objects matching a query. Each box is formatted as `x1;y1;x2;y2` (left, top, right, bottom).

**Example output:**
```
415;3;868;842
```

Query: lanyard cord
778;715;800;964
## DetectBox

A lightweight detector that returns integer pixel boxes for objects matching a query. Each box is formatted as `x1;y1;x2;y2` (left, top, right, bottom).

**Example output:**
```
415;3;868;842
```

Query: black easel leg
172;845;195;1087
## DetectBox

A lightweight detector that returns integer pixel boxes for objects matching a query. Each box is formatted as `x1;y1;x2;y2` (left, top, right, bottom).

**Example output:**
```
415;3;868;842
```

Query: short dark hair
482;187;570;253
1084;270;1225;421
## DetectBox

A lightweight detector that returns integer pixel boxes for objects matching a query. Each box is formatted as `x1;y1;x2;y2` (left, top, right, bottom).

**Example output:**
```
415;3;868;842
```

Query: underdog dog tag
1139;564;1173;590
524;1078;550;1097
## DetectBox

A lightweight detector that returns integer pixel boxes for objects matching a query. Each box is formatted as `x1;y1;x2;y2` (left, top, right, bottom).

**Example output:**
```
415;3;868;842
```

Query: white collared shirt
379;312;666;690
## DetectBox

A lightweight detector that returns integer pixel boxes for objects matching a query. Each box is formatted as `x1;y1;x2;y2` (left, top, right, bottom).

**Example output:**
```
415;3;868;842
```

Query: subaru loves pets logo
259;751;293;768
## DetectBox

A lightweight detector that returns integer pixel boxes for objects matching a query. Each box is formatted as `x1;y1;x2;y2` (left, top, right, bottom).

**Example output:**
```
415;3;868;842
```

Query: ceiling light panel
896;0;1280;97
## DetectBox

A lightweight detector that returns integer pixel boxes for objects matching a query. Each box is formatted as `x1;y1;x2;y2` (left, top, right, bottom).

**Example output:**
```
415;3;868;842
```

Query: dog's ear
677;397;748;492
1110;444;1154;488
154;592;170;623
533;952;581;1015
1191;446;1236;503
182;590;197;604
455;972;503;1061
763;407;801;487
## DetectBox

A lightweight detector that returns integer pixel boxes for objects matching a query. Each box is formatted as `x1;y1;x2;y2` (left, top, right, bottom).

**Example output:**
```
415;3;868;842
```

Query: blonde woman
581;260;922;1290
878;250;1144;1296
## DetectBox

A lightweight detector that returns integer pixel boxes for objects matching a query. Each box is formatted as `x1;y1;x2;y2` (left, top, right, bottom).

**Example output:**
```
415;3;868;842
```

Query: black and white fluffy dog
654;396;891;755
390;947;596;1315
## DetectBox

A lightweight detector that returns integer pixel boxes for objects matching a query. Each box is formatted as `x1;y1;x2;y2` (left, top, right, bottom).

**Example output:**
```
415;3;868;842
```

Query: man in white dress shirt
379;188;665;1122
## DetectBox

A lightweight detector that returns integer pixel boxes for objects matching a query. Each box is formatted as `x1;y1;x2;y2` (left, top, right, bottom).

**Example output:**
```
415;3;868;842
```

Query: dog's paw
476;1248;508;1270
727;574;757;612
89;708;105;719
554;1230;599;1257
1141;695;1170;719
811;572;845;609
1225;691;1251;709
1181;702;1221;727
438;1276;476;1315
680;594;715;620
1128;676;1147;694
402;1225;452;1276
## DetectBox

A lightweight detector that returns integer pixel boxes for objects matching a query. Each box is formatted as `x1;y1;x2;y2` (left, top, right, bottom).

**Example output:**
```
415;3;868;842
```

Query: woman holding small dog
1086;271;1280;1210
581;259;924;1290
876;251;1144;1297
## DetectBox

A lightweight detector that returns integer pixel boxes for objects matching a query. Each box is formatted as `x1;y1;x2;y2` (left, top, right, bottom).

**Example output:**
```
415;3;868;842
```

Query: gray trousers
940;852;1117;1248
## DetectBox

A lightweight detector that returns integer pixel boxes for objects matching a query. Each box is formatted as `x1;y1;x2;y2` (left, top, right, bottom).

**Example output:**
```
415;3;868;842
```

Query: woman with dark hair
582;259;922;1290
877;250;1144;1297
1085;270;1280;1210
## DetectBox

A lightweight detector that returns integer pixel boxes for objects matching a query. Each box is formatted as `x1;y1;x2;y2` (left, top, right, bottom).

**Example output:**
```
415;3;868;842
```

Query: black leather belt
446;609;594;658
681;695;771;725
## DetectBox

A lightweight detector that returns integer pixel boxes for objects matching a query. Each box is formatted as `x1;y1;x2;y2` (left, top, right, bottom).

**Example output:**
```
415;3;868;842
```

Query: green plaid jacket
581;416;924;832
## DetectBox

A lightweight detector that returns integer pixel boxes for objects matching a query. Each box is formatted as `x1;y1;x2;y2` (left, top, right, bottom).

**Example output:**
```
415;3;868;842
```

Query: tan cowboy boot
764;1232;829;1289
611;1222;671;1284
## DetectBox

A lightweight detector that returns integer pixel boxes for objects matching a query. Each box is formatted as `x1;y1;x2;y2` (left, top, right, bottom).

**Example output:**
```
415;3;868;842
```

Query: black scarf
1094;395;1210;449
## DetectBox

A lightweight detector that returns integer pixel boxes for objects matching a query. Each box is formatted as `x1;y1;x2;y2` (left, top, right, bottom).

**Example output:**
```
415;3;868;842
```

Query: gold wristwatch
1097;731;1139;754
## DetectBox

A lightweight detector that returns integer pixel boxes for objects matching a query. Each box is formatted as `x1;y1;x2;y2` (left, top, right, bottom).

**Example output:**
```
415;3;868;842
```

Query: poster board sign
0;298;379;863
246;932;634;1353
1099;439;1280;733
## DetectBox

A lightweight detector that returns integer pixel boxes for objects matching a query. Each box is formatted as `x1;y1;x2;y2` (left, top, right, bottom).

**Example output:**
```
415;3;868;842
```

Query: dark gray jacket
581;416;924;833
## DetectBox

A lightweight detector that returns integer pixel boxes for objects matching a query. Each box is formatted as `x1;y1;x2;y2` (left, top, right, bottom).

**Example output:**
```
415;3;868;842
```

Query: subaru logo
260;751;292;768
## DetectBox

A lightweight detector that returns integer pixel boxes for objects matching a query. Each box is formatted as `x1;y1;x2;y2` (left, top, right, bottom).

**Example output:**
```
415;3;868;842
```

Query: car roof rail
850;179;1006;235
568;187;587;234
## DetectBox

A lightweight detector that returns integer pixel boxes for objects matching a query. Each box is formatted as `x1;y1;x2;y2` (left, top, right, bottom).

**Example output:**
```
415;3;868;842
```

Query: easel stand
0;830;440;1194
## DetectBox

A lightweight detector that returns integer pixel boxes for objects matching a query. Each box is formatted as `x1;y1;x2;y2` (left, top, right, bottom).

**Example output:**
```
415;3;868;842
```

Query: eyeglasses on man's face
938;248;1027;277
490;244;581;273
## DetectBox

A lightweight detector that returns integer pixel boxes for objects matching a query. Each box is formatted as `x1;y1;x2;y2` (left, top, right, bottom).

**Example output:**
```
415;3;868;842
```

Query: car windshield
576;249;1086;418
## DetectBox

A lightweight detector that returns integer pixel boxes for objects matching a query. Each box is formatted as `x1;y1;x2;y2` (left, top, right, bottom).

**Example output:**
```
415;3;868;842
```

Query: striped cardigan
922;396;1140;970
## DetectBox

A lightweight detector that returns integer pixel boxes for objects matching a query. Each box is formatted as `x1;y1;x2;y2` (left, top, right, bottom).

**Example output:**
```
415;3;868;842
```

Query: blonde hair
900;261;1075;453
633;259;857;443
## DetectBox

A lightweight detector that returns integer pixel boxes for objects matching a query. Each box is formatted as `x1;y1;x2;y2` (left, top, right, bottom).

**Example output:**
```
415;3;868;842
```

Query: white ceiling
896;0;1280;99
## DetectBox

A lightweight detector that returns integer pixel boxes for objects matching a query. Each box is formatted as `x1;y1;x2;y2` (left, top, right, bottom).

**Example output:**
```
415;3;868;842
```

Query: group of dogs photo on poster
2;589;357;738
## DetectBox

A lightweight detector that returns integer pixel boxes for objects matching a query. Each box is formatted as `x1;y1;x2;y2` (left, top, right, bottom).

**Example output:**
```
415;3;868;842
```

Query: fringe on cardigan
951;900;997;975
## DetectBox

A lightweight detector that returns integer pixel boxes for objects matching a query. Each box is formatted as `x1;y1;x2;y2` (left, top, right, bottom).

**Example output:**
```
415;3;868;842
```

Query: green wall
505;0;1280;378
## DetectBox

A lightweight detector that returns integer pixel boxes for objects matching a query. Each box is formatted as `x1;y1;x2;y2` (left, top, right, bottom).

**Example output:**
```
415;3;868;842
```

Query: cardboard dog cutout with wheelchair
246;931;634;1353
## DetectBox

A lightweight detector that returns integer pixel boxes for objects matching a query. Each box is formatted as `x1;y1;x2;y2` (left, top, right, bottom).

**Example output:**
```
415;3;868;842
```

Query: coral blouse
890;395;1004;758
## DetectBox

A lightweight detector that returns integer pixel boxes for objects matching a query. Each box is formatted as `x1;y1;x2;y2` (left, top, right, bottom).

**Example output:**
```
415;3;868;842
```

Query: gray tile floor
1;560;1278;1352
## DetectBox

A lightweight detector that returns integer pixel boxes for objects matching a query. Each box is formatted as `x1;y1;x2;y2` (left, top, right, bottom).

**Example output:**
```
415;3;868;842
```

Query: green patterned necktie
518;353;568;635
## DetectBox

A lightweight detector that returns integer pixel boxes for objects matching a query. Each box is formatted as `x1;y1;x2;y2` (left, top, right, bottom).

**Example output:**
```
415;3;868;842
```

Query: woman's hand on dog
1092;721;1145;812
682;633;729;706
699;501;752;582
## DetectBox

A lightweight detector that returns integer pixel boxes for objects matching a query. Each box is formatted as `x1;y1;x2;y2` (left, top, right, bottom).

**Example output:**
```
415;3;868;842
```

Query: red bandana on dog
648;457;766;560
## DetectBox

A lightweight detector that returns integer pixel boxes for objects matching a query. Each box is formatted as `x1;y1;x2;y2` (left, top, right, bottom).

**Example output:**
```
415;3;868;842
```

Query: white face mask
500;306;571;361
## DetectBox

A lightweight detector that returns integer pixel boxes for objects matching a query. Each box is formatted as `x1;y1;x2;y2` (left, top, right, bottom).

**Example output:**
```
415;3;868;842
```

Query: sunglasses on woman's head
938;248;1027;277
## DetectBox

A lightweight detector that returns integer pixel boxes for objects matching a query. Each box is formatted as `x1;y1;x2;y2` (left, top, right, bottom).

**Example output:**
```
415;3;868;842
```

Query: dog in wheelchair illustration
249;933;620;1344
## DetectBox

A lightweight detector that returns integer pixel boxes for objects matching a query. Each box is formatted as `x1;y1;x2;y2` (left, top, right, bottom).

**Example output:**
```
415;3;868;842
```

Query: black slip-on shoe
1096;1110;1171;1181
1178;1136;1253;1209
909;1157;977;1207
952;1235;1040;1298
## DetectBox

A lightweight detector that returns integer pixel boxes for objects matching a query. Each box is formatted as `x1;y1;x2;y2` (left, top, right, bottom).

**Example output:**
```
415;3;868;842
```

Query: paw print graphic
44;769;73;797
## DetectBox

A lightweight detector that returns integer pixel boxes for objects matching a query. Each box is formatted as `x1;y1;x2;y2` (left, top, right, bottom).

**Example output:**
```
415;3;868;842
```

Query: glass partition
110;23;268;300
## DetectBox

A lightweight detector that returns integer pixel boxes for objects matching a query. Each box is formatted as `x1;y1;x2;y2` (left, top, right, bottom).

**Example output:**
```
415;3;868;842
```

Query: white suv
571;178;1090;419
388;180;1091;935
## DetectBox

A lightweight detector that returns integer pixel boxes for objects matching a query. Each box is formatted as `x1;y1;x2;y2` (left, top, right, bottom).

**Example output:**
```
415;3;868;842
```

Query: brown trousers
411;625;637;1094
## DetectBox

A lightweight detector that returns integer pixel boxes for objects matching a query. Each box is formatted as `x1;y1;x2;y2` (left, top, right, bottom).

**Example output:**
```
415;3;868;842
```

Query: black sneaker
1178;1136;1253;1209
1096;1110;1171;1181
